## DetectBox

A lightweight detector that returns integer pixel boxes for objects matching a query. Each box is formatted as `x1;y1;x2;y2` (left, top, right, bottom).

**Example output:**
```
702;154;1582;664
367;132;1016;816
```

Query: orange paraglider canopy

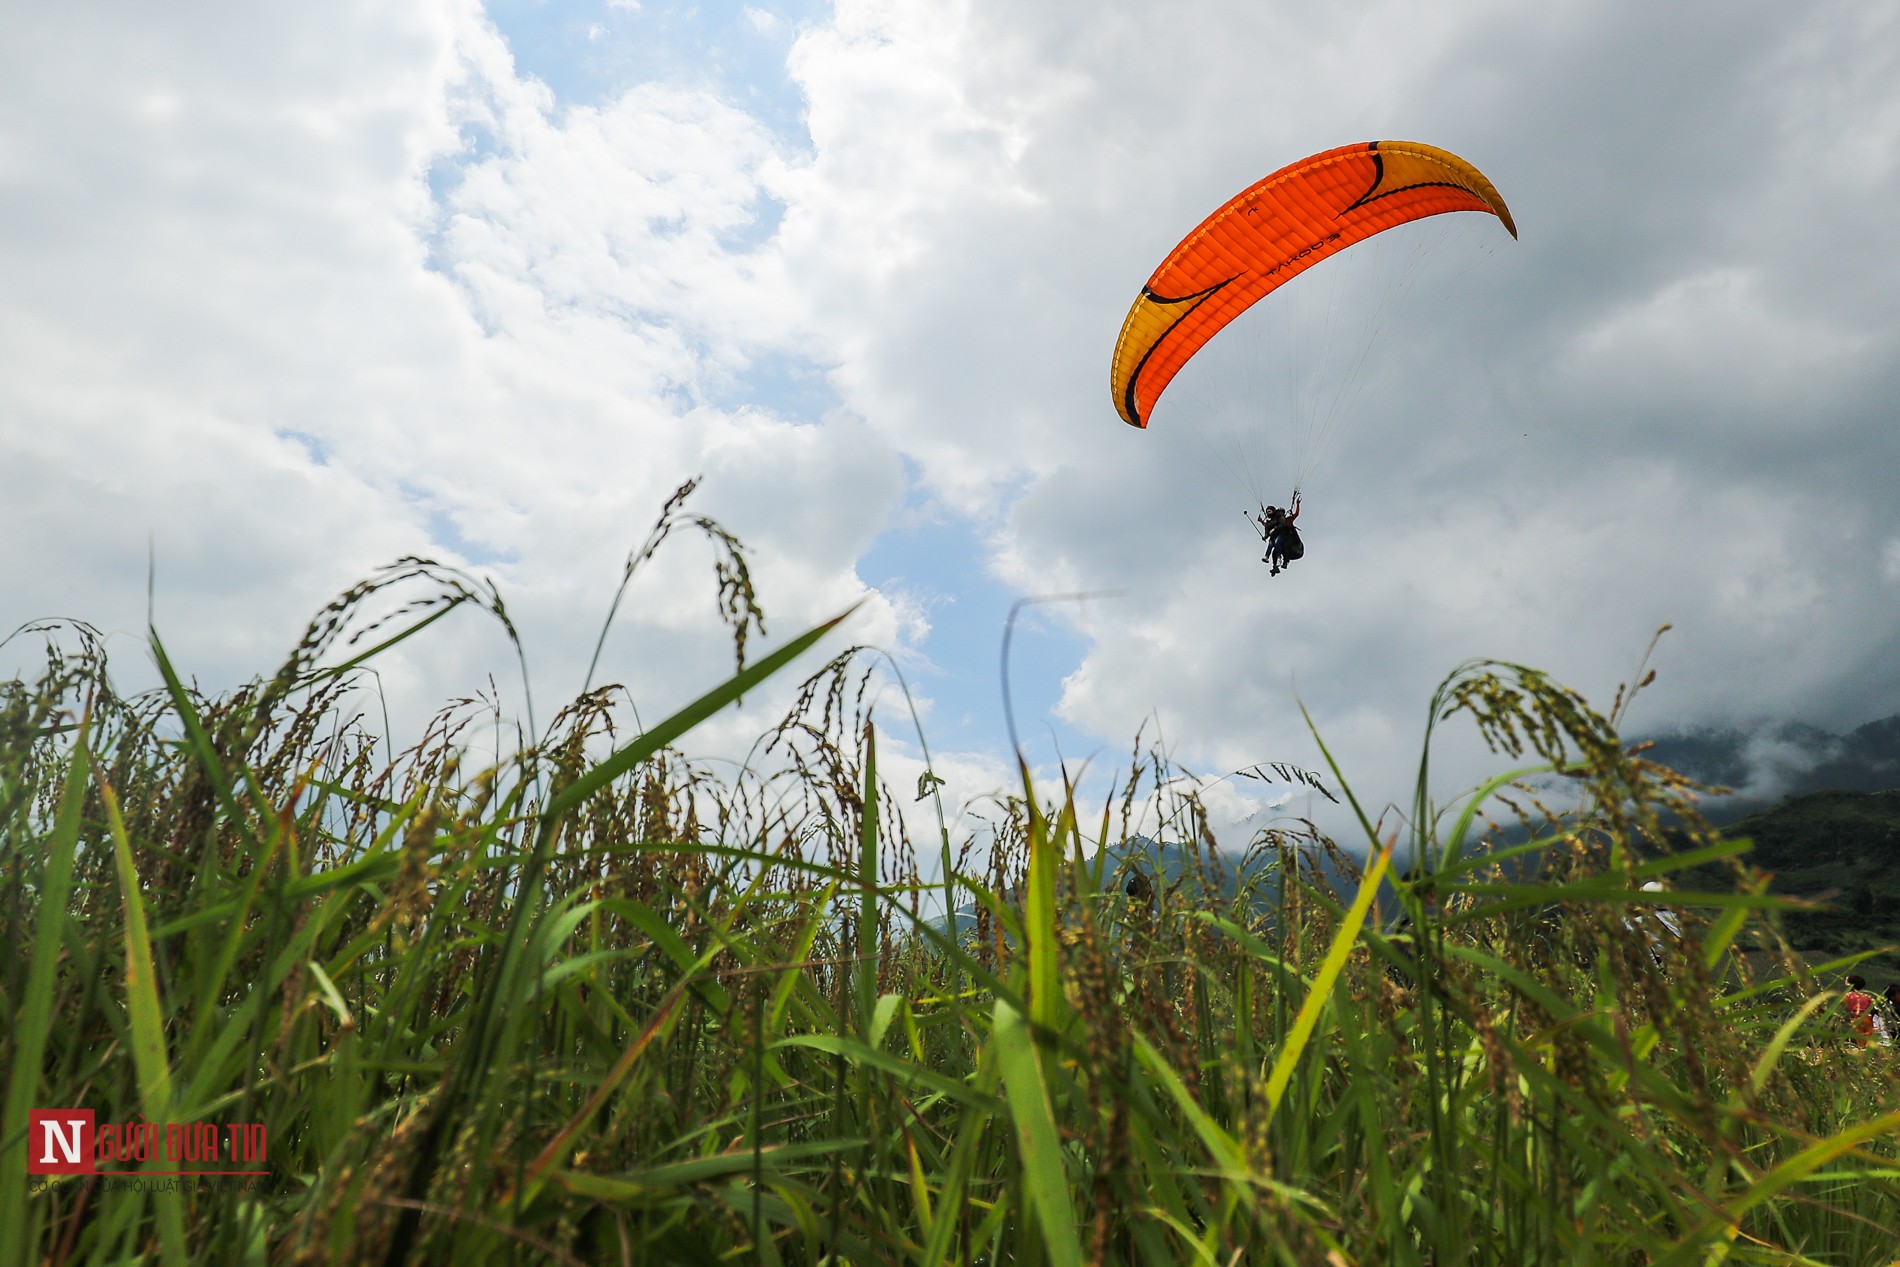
1110;141;1516;429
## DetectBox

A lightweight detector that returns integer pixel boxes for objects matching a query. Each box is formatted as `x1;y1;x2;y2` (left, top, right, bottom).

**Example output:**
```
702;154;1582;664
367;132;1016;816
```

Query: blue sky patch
482;0;821;149
859;491;1097;773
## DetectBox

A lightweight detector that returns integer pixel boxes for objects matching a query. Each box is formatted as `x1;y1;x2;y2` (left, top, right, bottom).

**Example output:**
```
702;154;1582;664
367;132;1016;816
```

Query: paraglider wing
1109;141;1516;429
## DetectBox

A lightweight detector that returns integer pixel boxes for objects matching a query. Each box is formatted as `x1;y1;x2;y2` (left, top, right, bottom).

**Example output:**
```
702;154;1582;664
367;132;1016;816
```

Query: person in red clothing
1253;494;1304;576
1844;974;1876;1050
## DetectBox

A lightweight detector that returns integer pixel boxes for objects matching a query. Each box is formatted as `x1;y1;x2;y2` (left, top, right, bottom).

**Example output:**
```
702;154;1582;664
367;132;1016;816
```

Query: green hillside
1715;788;1900;977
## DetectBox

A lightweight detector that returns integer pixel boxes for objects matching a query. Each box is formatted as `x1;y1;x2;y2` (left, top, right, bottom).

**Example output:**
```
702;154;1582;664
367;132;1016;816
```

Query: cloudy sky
3;0;1896;843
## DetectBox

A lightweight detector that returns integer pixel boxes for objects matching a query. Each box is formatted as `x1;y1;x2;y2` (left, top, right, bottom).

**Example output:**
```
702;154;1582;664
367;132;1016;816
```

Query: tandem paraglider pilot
1109;141;1516;579
1253;494;1304;576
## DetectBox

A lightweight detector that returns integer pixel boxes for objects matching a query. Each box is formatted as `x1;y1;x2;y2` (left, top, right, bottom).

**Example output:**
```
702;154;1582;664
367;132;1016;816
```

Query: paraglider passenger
1254;495;1304;575
1253;506;1279;550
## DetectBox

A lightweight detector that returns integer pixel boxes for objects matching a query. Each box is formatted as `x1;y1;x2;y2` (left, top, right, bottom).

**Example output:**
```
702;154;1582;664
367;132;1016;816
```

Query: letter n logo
27;1110;94;1175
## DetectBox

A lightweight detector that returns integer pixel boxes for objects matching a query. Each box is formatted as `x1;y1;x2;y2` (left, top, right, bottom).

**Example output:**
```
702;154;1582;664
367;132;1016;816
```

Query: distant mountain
1672;788;1900;977
944;834;1349;937
1725;789;1900;873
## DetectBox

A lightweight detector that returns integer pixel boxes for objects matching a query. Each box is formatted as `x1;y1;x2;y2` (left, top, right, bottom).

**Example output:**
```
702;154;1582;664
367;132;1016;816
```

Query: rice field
4;502;1899;1265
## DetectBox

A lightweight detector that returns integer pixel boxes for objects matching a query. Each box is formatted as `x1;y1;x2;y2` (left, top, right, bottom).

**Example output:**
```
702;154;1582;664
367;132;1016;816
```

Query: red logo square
27;1110;94;1175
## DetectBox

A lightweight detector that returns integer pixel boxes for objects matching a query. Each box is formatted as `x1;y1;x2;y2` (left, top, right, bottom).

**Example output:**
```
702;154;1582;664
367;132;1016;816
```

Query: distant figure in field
1844;974;1877;1050
1124;869;1154;905
1881;983;1900;1047
1254;494;1304;576
1635;880;1681;966
1383;867;1438;993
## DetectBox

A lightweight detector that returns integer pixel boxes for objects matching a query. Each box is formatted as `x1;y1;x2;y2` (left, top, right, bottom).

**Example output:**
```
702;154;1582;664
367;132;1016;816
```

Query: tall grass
3;495;1899;1265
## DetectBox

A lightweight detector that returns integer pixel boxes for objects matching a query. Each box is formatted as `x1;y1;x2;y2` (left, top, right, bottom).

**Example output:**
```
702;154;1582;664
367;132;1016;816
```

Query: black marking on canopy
1347;179;1488;215
1338;141;1387;217
1121;277;1233;427
1341;141;1494;223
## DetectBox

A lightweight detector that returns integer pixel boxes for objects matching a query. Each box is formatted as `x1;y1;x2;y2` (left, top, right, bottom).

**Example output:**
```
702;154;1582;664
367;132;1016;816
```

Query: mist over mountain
1638;713;1900;824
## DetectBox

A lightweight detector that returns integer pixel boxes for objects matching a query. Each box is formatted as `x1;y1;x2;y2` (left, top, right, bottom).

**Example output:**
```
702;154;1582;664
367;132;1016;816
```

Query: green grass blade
0;720;90;1267
991;997;1084;1267
774;1035;1005;1114
95;767;189;1267
857;720;880;1034
1023;780;1064;1036
1262;842;1392;1122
